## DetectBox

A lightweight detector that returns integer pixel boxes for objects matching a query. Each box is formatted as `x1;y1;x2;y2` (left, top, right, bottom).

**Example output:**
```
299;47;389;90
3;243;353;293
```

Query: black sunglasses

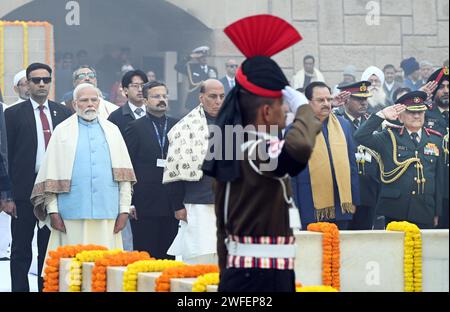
227;65;238;68
29;77;52;84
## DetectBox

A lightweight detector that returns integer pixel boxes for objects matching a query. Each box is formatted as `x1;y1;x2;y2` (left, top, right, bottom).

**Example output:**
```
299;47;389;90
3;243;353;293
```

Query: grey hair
73;83;101;100
72;65;97;82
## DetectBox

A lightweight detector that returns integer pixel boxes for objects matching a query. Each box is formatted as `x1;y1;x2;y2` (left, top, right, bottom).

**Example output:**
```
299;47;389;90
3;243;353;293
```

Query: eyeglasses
29;77;52;84
76;72;96;80
149;94;168;100
227;65;238;68
128;83;145;89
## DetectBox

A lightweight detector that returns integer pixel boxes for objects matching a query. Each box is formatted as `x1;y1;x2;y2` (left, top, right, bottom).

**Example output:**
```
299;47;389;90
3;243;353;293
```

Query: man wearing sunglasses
61;66;117;118
219;59;238;95
4;63;72;292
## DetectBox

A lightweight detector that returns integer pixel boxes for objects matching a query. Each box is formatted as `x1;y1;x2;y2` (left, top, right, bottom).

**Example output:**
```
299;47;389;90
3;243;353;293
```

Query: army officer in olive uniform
355;91;445;229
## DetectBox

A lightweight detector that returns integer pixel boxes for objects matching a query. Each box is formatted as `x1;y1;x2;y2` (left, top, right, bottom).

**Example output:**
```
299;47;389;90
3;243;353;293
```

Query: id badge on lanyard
152;118;168;168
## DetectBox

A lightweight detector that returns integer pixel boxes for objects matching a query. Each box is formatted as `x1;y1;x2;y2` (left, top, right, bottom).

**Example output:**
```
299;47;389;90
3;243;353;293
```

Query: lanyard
152;118;168;158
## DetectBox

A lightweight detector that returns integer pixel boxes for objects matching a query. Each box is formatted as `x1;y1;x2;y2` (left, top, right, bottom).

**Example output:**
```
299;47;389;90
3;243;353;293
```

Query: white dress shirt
30;98;53;173
128;101;146;120
226;75;236;89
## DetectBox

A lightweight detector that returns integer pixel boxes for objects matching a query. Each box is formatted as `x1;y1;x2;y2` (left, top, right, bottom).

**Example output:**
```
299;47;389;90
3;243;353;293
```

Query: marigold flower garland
192;273;220;292
387;221;422;292
43;244;107;292
69;249;122;292
123;259;186;292
307;222;341;290
155;264;219;292
91;251;152;292
297;286;338;292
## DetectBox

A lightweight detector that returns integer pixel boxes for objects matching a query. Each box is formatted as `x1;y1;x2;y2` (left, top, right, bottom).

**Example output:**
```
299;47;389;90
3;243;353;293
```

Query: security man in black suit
425;66;449;228
5;63;72;291
175;46;219;111
355;91;444;229
124;81;184;259
336;81;381;230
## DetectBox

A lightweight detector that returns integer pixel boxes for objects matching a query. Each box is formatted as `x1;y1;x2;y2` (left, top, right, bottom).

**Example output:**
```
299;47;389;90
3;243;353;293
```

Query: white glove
282;86;308;113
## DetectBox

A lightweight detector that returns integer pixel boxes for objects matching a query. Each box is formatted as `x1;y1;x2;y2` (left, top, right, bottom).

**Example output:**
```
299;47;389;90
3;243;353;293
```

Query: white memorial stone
137;272;162;292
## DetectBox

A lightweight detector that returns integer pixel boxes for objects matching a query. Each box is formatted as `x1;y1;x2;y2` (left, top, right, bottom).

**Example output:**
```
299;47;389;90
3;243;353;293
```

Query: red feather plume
224;14;302;58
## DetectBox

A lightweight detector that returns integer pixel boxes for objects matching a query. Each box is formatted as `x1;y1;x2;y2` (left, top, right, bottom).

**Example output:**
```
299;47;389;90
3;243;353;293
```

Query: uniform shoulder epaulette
425;128;443;137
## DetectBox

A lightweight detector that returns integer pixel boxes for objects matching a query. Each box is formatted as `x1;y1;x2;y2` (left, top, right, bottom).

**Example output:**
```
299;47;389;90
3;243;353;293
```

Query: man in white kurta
31;84;136;255
164;79;225;264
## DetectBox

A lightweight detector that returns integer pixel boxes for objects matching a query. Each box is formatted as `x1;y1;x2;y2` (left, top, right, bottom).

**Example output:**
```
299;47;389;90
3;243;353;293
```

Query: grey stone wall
1;0;448;101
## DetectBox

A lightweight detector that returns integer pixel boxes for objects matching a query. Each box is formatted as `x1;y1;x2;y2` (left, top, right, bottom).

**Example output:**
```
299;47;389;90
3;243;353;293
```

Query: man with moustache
165;79;225;264
362;66;388;113
31;83;136;256
355;91;444;229
125;81;184;259
291;82;360;230
5;63;72;291
336;81;381;230
8;70;30;108
425;67;449;228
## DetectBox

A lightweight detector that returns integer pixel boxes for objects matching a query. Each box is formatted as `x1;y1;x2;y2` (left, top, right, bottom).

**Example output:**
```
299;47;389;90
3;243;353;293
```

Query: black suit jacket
107;102;136;136
124;114;184;218
5;100;72;201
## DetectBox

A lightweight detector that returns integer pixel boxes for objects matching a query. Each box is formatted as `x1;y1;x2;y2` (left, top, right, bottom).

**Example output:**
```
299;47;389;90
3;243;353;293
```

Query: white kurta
167;204;217;262
41;182;131;275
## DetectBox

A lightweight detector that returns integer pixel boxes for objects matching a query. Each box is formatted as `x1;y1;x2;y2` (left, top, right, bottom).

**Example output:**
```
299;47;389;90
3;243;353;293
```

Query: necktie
135;107;144;117
38;105;51;149
230;79;235;88
353;118;360;129
410;132;420;147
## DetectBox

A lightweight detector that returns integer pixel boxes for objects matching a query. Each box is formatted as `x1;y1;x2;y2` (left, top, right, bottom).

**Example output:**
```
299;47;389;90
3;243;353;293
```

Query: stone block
422;230;450;292
319;0;344;44
273;47;294;69
59;258;72;293
402;17;414;35
375;45;403;69
381;0;413;15
137;272;162;292
402;35;439;61
207;285;218;292
170;278;197;292
82;263;94;292
344;0;376;15
320;45;376;71
413;0;437;35
3;26;23;53
340;231;404;292
292;21;319;72
344;16;401;45
106;267;126;292
437;21;450;47
211;30;242;57
271;0;292;22
295;232;323;286
437;0;449;20
293;0;318;20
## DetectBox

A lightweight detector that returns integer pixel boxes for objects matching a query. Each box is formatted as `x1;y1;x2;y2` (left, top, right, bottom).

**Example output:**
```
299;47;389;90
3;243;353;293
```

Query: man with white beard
362;66;387;114
31;83;136;254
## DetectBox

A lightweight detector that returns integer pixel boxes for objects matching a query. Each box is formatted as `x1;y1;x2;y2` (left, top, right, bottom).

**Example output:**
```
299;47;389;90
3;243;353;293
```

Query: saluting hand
114;213;129;234
50;213;66;233
380;104;406;120
420;81;438;102
332;91;351;108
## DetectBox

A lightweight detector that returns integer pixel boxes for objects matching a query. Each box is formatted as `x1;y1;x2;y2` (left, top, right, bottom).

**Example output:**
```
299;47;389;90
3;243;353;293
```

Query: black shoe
0;257;10;261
